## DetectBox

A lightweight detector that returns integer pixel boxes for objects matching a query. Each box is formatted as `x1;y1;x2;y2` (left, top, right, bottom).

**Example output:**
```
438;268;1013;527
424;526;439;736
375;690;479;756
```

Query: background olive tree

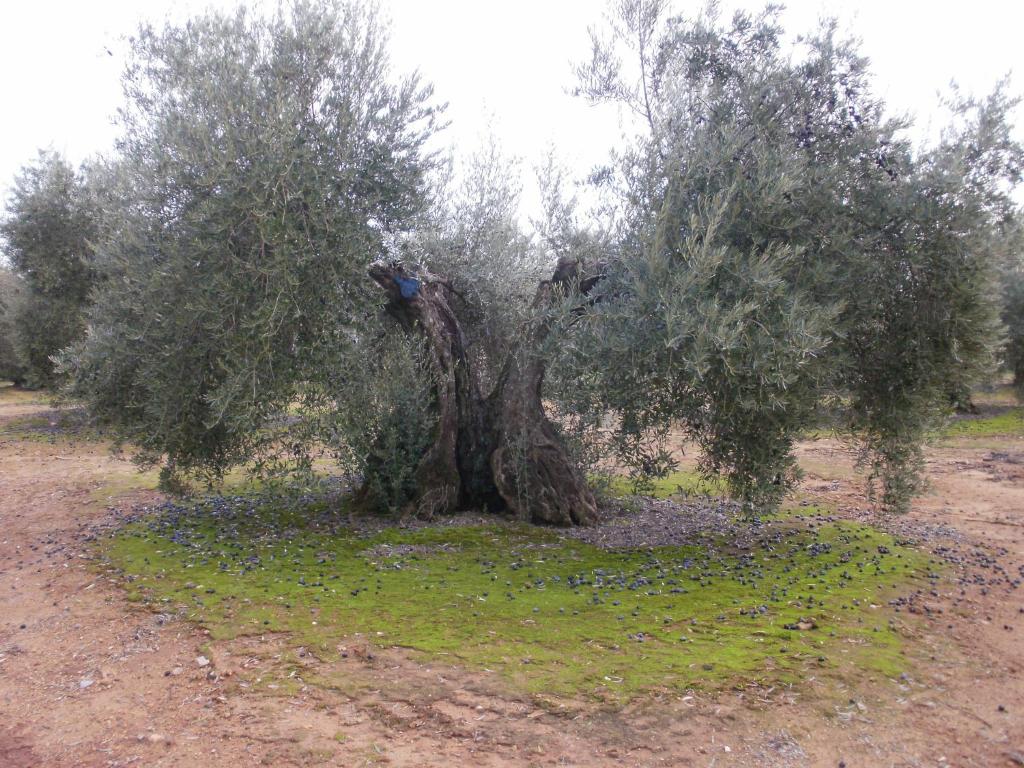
996;215;1024;392
1;151;98;387
0;266;27;385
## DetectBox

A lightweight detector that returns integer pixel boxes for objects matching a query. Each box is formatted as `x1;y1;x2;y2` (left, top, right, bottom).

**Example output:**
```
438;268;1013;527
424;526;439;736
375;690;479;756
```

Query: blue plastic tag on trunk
393;275;420;299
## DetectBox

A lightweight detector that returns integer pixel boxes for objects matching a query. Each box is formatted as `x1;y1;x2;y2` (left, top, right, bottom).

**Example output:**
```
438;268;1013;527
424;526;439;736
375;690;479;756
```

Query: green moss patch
0;383;47;405
603;470;727;499
970;385;1020;408
940;407;1024;439
0;408;108;443
100;495;928;702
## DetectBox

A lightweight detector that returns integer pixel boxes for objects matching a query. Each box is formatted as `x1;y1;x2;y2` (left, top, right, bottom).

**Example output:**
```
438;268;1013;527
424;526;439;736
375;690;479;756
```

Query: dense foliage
558;2;1020;511
0;151;98;387
0;266;27;384
60;1;441;485
40;0;1023;517
997;216;1024;390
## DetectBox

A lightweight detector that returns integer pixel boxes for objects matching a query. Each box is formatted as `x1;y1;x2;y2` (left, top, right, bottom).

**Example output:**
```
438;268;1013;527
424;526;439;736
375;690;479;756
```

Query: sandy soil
0;394;1021;767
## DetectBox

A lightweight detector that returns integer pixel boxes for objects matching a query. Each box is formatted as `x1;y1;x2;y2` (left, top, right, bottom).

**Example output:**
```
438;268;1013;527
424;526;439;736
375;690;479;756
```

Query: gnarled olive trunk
367;260;598;525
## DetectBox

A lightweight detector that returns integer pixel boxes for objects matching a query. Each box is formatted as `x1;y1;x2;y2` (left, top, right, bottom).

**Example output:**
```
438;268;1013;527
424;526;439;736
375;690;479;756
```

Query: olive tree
62;0;440;482
0;266;27;385
62;0;598;523
561;1;1019;511
1;151;98;387
996;216;1024;392
65;0;1020;521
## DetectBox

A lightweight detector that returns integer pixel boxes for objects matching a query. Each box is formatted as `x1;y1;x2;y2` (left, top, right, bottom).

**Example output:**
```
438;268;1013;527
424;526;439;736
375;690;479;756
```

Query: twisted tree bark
366;259;599;525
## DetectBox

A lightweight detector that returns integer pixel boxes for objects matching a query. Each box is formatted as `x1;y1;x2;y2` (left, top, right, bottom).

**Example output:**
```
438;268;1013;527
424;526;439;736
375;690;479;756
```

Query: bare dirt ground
1;391;1022;767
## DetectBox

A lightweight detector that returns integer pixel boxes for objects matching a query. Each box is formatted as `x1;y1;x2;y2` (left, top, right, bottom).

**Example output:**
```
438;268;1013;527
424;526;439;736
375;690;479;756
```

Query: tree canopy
1;150;98;387
61;0;441;485
0;266;27;385
560;1;1021;510
35;0;1023;520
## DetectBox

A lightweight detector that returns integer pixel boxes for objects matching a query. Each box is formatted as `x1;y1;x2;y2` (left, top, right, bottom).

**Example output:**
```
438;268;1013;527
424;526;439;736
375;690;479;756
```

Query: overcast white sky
1;0;1022;217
